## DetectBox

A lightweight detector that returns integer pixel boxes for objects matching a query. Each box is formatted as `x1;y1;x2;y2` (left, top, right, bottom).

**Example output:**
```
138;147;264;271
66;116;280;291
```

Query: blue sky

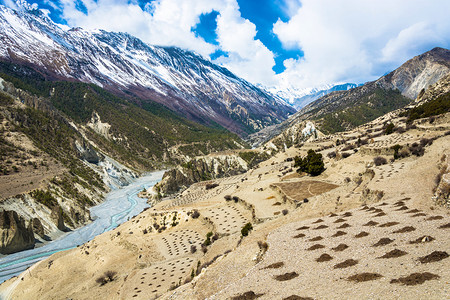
3;0;450;90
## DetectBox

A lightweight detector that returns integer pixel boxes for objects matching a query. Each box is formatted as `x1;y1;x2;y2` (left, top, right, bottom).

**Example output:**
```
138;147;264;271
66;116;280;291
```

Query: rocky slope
0;4;294;136
249;47;450;146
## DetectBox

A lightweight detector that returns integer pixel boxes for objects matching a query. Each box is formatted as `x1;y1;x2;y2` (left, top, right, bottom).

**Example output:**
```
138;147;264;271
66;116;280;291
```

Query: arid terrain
1;110;448;300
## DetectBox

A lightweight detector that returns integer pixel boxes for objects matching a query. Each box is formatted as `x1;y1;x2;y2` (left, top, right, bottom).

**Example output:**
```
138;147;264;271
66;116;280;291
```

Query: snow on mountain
0;4;295;136
265;83;359;109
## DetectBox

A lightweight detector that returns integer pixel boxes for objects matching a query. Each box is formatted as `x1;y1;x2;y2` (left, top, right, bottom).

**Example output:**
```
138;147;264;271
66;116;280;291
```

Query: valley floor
0;115;449;300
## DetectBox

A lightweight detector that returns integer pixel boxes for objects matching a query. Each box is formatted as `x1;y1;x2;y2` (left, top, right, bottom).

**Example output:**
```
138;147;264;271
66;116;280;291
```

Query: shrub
294;150;324;176
420;138;433;147
191;210;200;219
205;183;219;190
282;209;288;215
342;144;355;151
409;143;424;157
391;144;402;159
373;156;387;166
190;245;197;253
241;222;253;237
232;196;240;203
96;271;117;286
327;151;336;159
385;123;395;135
224;195;232;201
341;152;351;159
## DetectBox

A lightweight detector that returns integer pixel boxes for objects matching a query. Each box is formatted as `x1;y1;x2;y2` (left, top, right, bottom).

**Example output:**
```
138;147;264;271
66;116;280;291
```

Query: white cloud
214;0;276;85
273;0;450;89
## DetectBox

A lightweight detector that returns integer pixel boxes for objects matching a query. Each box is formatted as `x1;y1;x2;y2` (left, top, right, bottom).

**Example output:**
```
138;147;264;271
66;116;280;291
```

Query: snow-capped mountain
266;83;358;109
0;4;295;136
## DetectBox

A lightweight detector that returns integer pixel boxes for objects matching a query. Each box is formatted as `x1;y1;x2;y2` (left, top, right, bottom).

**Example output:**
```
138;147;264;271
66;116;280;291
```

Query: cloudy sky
3;0;450;90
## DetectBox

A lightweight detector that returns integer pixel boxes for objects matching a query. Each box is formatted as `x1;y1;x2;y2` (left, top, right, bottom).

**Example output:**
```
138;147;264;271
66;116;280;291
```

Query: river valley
0;171;164;284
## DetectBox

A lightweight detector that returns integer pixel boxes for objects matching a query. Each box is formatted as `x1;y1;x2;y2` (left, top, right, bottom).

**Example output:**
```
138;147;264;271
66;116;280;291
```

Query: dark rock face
0;210;35;254
32;217;45;239
50;206;66;231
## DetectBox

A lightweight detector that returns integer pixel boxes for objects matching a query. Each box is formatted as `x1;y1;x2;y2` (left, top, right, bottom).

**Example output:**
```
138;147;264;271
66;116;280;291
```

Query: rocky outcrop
32;217;45;239
154;154;248;195
50;206;65;231
0;210;35;254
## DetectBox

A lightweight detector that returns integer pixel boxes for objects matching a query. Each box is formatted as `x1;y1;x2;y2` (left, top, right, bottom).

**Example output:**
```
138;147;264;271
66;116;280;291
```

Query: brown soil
296;226;309;231
378;249;408;259
378;202;388;206
309;236;323;242
406;209;420;214
393;201;405;206
418;251;449;263
312;219;324;224
293;233;306;239
283;296;313;300
390;273;440;286
409;236;435;244
426;216;443;221
271;181;338;201
411;213;427;217
374;212;387;217
313;225;328;230
337;223;351;229
373;238;394;247
274;272;299;281
231;291;264;300
316;254;333;262
328;213;338;217
333;218;346;223
347;273;383;282
342;212;353;217
307;244;325;251
333;259;358;269
396;206;409;211
332;231;347;237
438;223;450;229
262;262;284;269
332;244;349;252
363;221;379;226
272;202;282;206
354;231;369;238
379;222;399;227
393;226;416;233
360;206;369;210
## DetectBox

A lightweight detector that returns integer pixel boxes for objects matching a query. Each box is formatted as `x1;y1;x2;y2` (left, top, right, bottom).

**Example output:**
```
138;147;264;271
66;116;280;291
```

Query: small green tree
294;150;324;176
241;223;253;236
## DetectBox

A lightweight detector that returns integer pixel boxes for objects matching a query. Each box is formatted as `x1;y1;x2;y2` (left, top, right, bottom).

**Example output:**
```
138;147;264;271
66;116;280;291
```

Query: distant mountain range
0;4;295;136
265;83;359;110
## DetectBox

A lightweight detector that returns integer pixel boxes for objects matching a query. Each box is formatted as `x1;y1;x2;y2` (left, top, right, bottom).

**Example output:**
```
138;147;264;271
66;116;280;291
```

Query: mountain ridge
0;4;295;136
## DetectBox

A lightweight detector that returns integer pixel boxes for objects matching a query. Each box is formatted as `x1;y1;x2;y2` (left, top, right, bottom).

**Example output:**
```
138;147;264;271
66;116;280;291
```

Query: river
0;170;164;284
